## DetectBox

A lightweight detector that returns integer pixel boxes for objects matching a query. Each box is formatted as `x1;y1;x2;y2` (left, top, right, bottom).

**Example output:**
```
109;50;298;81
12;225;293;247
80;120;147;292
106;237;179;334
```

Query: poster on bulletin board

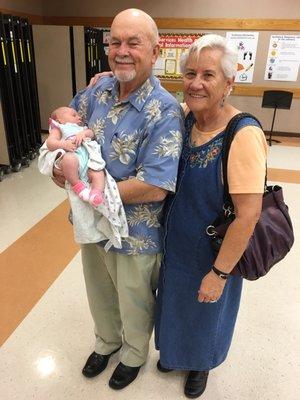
226;31;259;84
264;35;300;81
153;34;203;79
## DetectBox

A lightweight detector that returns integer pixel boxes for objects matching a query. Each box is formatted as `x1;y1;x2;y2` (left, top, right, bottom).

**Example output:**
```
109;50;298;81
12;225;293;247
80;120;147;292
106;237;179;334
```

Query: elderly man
63;9;183;389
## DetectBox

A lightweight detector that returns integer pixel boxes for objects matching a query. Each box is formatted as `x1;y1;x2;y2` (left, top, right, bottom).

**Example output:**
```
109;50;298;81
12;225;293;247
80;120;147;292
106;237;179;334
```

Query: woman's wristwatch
212;266;229;280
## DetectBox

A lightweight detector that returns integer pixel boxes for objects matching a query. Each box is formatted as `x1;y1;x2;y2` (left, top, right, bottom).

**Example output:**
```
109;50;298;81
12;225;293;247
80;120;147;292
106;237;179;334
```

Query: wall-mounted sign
264;35;300;82
153;34;203;79
226;32;259;84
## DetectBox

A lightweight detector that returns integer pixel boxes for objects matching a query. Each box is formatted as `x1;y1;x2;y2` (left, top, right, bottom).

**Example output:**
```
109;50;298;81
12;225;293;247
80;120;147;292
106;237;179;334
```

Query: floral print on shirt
189;138;223;169
71;76;184;254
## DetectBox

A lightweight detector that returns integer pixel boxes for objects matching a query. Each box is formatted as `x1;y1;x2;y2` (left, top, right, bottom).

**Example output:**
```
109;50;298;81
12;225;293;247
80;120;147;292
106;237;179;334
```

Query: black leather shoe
109;362;141;390
82;347;121;378
184;370;209;398
157;360;173;373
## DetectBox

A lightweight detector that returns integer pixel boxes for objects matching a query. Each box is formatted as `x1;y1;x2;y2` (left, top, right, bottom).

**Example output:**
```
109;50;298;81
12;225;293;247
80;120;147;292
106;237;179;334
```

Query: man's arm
127;99;183;204
52;83;98;187
117;178;168;204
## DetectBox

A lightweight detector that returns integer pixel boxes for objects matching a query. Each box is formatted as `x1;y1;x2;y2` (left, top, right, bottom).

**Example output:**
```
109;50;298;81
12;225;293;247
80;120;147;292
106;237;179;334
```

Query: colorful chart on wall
264;35;300;82
226;32;259;84
153;34;203;79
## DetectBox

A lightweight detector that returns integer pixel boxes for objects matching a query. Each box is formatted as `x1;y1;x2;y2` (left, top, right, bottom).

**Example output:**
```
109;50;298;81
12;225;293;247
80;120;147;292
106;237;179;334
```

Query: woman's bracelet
211;266;229;280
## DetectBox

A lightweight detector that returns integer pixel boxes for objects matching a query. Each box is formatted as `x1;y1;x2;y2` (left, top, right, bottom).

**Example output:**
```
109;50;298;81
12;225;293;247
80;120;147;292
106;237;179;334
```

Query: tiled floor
0;139;299;400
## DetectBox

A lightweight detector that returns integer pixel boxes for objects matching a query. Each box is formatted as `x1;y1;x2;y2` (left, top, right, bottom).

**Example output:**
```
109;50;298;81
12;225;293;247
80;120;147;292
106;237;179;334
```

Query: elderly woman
155;34;267;398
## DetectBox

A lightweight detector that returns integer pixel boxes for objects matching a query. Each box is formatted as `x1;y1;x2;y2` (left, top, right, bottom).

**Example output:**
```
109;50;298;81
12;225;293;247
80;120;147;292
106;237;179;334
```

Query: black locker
13;16;35;160
0;13;41;176
0;14;23;171
84;27;110;85
3;14;30;167
25;21;41;150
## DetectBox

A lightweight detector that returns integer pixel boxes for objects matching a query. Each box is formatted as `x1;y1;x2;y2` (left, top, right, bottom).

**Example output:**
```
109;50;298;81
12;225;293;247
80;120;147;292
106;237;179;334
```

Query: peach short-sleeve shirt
182;104;268;194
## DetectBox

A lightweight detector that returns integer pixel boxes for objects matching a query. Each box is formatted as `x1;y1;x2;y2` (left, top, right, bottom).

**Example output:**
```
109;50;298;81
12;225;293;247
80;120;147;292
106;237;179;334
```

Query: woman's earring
220;87;232;107
220;95;226;107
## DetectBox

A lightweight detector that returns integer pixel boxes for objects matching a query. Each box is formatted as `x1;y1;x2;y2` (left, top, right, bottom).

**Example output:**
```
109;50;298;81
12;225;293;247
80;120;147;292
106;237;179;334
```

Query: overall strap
184;111;196;138
222;112;266;208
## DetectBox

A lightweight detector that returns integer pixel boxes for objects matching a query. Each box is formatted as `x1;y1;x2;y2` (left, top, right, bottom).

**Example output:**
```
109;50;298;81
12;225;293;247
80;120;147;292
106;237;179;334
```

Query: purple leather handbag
207;113;294;281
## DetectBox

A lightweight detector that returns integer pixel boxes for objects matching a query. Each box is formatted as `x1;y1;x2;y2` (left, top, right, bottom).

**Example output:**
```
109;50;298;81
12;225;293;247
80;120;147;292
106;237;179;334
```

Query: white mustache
115;56;134;64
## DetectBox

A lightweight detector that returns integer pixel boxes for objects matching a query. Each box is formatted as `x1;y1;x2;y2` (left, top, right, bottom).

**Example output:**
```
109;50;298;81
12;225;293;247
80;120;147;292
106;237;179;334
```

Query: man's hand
52;166;66;188
62;139;76;152
87;71;114;88
73;132;87;147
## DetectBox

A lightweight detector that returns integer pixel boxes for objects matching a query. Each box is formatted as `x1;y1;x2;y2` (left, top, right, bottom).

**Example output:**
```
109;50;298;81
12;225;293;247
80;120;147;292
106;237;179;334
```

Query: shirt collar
109;76;156;111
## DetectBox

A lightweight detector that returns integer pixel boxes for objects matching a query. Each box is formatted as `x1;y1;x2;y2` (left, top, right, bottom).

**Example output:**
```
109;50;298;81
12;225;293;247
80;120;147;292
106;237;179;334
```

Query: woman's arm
198;124;267;302
46;127;76;152
87;71;114;88
214;193;262;272
198;193;262;303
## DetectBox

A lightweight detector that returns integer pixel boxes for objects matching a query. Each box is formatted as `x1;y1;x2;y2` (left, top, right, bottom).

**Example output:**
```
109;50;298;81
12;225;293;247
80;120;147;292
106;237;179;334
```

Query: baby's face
58;108;82;125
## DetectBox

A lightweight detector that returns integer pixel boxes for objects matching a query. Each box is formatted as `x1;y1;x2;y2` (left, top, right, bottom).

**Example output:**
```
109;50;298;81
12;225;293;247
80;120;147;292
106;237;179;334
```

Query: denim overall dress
155;112;259;371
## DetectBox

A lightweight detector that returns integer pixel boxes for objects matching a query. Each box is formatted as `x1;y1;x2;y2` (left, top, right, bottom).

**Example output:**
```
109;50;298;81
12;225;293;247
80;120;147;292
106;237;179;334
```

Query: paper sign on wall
226;32;259;83
153;34;202;79
264;35;300;82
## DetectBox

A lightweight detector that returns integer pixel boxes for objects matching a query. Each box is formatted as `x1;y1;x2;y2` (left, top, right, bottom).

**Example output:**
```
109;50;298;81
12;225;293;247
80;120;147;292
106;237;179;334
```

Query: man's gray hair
180;34;238;79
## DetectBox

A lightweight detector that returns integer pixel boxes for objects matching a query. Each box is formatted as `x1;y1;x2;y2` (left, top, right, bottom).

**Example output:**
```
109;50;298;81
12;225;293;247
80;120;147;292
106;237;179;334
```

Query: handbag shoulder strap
222;112;265;207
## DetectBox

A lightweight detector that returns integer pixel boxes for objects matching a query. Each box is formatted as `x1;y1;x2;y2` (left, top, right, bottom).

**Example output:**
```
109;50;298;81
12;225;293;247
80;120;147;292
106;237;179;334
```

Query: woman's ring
209;300;217;303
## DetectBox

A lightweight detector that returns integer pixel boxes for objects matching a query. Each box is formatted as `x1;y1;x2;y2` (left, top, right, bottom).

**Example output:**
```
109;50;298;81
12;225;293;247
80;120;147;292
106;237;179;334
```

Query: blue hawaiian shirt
70;75;183;255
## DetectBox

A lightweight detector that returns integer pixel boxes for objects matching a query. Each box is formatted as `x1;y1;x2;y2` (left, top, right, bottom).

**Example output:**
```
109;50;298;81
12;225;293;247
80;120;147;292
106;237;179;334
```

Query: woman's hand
52;166;66;188
198;271;226;303
87;71;114;88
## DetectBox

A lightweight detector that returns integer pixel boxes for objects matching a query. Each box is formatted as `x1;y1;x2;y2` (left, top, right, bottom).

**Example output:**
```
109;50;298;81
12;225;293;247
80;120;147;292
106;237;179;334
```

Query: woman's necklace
190;123;217;147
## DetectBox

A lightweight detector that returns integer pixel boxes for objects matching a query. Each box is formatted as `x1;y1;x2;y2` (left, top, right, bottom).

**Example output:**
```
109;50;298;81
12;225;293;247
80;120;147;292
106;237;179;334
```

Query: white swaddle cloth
38;127;128;249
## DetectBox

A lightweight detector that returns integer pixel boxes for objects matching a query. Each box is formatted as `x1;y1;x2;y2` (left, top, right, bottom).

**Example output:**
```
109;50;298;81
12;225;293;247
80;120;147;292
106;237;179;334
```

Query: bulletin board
157;28;300;98
153;33;203;79
93;27;300;97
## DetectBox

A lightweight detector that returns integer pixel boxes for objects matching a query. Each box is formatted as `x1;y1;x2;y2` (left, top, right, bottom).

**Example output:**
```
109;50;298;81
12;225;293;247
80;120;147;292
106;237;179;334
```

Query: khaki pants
81;243;161;367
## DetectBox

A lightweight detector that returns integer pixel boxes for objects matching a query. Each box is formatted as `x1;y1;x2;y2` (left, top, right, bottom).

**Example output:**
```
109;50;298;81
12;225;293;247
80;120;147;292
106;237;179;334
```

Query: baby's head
51;107;81;125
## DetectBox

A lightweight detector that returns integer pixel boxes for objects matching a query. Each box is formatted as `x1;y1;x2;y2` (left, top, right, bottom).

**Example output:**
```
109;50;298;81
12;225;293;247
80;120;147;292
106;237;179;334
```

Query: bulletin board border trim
161;81;300;98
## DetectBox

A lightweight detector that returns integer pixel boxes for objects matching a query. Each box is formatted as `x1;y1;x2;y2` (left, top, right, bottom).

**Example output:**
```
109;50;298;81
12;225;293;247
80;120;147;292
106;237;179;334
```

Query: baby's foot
72;181;90;202
89;189;104;207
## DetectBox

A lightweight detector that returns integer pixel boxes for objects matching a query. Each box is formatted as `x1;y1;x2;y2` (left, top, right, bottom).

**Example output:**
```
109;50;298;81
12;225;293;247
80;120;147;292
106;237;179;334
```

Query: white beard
114;69;136;82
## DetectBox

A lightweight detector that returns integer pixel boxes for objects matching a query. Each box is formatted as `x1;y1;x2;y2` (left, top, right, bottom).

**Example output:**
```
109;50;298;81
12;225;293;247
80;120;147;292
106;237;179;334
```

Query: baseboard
42;129;299;138
264;131;300;138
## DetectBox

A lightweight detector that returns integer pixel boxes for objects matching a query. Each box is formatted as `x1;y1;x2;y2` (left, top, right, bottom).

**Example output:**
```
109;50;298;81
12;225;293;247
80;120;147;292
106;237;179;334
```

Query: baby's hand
63;139;76;152
74;132;87;147
83;128;94;138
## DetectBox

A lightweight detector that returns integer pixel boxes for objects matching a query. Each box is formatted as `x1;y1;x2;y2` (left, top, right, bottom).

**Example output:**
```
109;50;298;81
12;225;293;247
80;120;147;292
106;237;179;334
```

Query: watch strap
212;266;229;280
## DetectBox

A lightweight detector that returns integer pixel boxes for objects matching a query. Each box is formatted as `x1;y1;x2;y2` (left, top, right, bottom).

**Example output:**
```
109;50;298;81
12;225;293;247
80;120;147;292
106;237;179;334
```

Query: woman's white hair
180;34;238;79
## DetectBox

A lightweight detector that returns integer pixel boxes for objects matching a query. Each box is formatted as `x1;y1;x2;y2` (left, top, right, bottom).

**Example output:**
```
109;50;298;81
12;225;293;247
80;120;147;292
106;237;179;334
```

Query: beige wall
2;0;300;133
229;97;300;134
73;26;86;92
32;26;73;130
0;104;9;165
0;0;43;14
43;0;300;18
2;0;300;18
2;0;300;19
